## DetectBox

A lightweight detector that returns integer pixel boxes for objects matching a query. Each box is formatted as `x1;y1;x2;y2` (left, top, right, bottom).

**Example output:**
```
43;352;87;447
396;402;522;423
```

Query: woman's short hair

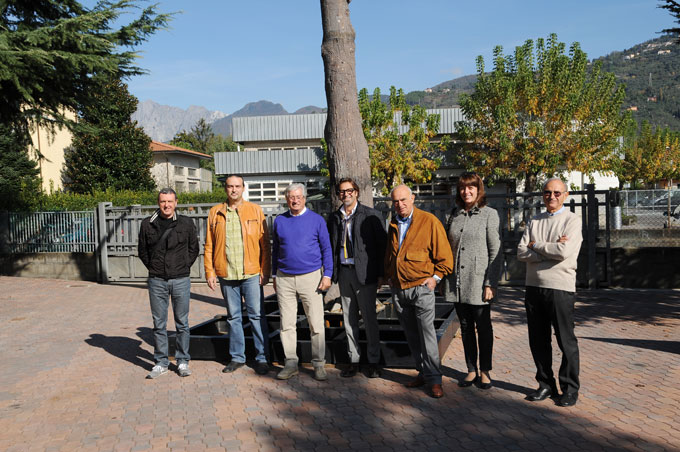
455;172;487;209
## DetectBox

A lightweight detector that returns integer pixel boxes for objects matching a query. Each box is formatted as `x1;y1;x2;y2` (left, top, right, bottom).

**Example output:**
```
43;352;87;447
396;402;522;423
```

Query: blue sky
122;0;676;114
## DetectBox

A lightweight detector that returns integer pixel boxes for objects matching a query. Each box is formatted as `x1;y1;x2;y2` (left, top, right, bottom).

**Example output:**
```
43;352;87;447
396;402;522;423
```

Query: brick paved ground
0;276;678;451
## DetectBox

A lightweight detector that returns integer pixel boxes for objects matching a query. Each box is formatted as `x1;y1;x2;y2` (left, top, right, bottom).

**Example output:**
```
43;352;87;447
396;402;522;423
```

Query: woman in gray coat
444;172;502;390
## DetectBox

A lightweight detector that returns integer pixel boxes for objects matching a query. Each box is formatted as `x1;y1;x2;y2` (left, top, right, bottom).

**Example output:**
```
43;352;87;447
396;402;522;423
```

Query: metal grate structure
5;211;96;253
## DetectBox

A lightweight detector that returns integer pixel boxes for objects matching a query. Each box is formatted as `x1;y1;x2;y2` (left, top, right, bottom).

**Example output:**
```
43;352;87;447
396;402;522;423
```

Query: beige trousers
276;269;326;366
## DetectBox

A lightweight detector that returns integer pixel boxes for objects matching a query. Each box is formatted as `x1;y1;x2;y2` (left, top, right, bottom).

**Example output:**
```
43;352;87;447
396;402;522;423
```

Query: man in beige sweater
517;178;583;407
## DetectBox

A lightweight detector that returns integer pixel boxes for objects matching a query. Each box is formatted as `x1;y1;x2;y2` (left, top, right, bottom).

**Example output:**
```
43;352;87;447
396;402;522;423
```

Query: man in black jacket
328;178;387;378
138;188;199;379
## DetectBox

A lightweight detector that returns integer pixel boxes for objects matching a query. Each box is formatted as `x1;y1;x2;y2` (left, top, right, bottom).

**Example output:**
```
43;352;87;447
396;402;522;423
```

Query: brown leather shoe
430;384;444;398
405;375;426;388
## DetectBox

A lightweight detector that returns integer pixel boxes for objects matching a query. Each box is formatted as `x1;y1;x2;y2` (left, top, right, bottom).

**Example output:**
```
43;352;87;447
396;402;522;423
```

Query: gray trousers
392;285;442;384
338;265;381;364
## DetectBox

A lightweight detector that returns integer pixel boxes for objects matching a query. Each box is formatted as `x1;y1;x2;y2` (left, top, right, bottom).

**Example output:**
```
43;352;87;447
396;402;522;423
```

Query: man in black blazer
328;178;387;378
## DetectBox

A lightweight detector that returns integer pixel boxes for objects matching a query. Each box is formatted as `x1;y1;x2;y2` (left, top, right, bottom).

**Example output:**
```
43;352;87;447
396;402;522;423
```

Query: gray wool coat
443;205;502;305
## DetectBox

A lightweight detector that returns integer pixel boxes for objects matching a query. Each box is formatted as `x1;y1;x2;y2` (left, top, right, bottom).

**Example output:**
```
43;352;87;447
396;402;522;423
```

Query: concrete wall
0;253;98;282
610;247;680;289
3;248;679;289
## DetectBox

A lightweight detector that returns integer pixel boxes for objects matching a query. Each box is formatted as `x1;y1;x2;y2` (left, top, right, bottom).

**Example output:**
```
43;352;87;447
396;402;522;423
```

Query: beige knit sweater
517;210;583;292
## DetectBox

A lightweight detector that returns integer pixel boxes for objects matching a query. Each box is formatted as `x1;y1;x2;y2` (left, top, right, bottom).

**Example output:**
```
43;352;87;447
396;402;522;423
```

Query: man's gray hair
542;178;568;192
389;184;413;197
158;187;177;200
285;183;307;198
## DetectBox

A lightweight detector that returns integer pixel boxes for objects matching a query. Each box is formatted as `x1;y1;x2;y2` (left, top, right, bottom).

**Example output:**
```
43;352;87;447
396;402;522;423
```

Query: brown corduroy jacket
384;207;453;289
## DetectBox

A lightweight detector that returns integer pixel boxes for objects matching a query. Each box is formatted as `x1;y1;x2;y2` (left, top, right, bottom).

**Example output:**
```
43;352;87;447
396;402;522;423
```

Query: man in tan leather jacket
204;175;271;375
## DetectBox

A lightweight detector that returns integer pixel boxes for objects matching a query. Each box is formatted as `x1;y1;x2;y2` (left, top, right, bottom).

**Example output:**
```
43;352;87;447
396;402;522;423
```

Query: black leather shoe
222;361;245;373
457;376;478;388
254;361;269;375
341;364;359;378
367;364;381;378
557;392;578;407
526;387;556;401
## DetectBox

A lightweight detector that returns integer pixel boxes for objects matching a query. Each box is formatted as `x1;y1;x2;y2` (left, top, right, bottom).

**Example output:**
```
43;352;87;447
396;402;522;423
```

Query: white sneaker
147;364;168;379
177;362;192;377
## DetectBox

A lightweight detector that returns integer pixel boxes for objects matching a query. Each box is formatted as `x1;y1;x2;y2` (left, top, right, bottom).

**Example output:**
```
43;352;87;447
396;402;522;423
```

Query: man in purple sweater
272;183;333;381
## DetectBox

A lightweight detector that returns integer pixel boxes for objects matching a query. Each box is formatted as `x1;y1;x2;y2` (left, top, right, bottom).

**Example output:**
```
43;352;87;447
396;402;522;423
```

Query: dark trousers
524;286;580;395
454;303;493;373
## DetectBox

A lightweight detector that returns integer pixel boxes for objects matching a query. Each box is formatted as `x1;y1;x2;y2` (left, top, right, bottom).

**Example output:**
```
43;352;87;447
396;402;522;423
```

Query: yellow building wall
28;110;76;193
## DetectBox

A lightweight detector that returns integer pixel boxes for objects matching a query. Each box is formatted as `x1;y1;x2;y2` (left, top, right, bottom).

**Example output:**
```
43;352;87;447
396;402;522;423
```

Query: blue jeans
219;275;268;363
148;276;191;367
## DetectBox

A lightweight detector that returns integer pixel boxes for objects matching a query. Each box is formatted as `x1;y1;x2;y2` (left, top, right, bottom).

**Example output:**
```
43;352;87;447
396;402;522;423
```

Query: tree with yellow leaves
359;86;447;194
614;120;680;189
456;34;628;192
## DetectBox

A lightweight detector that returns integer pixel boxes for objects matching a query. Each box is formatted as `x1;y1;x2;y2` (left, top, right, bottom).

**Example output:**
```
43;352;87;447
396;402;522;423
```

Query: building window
247;181;292;202
175;181;185;193
189;181;198;192
175;166;184;176
188;168;197;177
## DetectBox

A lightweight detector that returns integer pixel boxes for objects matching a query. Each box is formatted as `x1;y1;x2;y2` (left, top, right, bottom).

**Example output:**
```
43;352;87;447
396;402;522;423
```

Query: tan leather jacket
204;201;271;279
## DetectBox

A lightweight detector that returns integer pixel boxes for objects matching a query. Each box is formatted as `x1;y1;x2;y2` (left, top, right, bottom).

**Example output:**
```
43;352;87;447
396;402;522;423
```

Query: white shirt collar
290;207;307;217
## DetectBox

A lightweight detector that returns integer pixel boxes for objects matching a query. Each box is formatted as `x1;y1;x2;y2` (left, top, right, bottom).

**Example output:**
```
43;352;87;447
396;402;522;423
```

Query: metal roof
215;148;324;175
232;114;326;142
232;108;464;142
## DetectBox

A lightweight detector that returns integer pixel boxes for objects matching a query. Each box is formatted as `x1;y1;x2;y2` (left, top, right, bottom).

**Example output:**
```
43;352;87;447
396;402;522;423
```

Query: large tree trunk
320;0;373;208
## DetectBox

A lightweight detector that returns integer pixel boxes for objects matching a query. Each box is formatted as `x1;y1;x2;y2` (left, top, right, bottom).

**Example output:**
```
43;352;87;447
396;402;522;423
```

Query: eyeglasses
337;188;356;196
287;195;305;201
543;191;563;198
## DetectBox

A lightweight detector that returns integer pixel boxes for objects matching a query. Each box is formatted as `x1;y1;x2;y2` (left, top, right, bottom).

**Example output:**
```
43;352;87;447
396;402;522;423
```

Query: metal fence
3;211;96;253
614;189;680;247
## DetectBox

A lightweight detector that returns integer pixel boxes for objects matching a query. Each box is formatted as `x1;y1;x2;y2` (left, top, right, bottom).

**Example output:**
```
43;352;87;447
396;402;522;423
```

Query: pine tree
63;76;155;193
0;0;170;207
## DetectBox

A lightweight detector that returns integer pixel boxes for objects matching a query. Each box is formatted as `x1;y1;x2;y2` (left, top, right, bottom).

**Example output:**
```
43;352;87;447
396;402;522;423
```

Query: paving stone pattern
1;277;678;451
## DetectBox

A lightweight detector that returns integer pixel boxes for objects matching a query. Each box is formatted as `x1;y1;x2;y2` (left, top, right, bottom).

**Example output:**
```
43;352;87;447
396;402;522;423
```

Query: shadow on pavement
190;291;225;308
582;336;680;355
85;333;154;370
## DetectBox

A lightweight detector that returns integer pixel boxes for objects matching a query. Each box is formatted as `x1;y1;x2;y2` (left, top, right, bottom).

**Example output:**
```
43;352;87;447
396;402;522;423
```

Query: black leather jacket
328;202;387;285
138;210;199;279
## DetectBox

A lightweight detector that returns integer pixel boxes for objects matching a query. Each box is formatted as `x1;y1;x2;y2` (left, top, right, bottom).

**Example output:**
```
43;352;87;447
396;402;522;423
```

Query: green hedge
36;189;228;211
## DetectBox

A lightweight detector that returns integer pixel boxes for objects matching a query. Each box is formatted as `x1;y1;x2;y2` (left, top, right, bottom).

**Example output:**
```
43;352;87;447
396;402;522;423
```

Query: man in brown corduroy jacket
385;184;453;398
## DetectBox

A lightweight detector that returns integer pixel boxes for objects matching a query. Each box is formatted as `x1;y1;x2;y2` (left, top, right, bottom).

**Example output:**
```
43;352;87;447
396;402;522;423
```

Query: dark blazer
138;210;199;279
328;202;387;285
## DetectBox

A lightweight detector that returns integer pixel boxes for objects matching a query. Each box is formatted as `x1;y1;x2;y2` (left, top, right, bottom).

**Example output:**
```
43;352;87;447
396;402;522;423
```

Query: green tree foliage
63;76;155;193
456;34;629;192
0;124;42;210
0;0;170;208
613;120;680;188
1;0;171;134
660;0;680;40
359;86;447;193
169;119;238;190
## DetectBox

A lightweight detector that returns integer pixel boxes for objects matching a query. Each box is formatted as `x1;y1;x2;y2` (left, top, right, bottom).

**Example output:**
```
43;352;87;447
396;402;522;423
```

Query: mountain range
132;100;325;142
132;35;680;142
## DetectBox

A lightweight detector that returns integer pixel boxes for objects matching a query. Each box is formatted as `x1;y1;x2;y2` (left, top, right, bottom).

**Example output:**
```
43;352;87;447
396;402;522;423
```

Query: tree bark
320;0;373;208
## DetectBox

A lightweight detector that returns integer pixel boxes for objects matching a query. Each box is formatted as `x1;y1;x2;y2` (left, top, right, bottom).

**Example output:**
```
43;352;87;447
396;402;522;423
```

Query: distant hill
596;35;680;130
211;100;294;137
133;100;326;141
131;100;227;142
399;35;680;130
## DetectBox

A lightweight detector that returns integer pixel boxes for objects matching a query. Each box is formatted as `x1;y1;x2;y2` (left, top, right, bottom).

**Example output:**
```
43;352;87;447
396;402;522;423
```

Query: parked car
653;190;680;211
